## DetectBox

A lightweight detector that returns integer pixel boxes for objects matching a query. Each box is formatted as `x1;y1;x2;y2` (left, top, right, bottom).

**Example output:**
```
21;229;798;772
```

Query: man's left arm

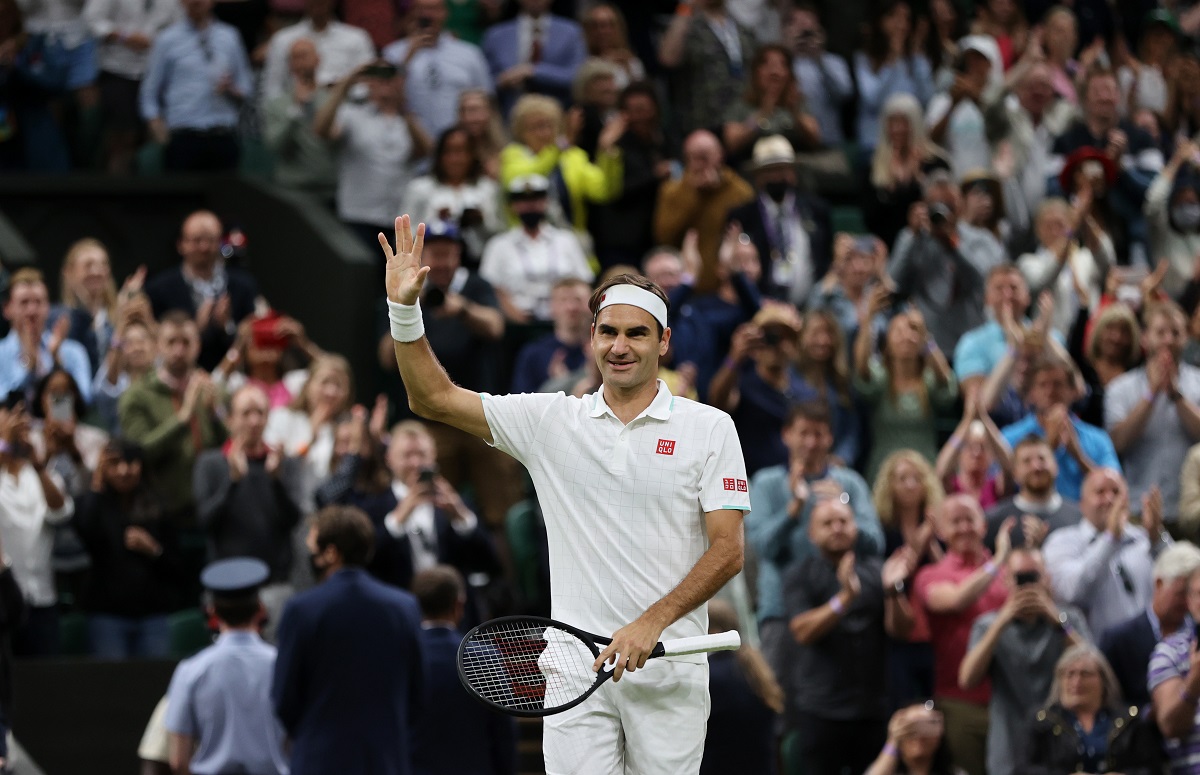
593;508;744;681
531;23;586;89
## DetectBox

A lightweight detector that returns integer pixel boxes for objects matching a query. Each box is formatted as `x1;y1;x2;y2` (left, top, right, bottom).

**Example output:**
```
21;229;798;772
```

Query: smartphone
1014;570;1041;586
362;63;399;79
417;467;437;485
48;394;74;423
416;16;432;28
3;390;24;412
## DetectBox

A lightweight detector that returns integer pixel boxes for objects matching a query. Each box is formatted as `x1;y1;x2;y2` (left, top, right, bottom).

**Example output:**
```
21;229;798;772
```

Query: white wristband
388;298;425;342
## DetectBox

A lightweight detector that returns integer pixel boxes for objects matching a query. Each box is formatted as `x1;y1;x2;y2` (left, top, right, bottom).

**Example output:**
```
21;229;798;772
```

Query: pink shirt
914;550;1009;705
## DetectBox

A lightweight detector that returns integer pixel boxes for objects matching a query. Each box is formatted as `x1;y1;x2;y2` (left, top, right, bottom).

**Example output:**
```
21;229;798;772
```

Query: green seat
505;500;544;607
168;608;212;659
59;611;89;656
780;728;806;775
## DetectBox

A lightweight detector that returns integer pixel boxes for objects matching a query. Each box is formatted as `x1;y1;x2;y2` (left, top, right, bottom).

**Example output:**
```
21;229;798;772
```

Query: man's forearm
641;529;743;631
393;338;459;420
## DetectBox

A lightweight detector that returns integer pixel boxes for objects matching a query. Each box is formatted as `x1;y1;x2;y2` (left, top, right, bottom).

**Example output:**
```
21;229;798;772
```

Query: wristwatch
887;580;906;597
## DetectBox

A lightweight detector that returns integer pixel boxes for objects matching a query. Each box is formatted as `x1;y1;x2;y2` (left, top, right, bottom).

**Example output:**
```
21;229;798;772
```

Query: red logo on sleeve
737;479;747;492
723;478;736;491
656;439;675;455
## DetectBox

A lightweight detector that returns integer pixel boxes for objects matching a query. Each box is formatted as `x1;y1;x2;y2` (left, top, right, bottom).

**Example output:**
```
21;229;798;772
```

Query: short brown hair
587;273;670;336
412;565;466;620
5;267;45;303
311;506;375;567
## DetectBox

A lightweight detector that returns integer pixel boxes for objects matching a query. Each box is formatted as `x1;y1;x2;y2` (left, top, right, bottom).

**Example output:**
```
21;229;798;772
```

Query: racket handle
658;630;742;657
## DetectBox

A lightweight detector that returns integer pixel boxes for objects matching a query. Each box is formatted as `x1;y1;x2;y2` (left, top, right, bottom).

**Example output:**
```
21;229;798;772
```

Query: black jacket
145;265;259;371
1099;611;1158;709
727;192;832;301
1020;703;1161;775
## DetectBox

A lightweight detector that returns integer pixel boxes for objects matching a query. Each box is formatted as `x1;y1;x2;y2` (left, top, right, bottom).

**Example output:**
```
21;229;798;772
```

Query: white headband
596;284;669;330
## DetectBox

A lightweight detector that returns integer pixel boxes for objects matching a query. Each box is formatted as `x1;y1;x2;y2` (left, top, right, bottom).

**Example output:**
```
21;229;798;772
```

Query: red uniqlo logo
723;478;736;491
656;439;675;455
736;479;747;492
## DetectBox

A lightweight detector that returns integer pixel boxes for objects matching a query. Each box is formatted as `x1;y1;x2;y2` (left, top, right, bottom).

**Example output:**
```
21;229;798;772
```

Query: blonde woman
581;3;645;89
864;94;948;247
457;89;507;180
854;296;958;482
796;309;861;467
874;449;944;705
498;93;625;238
264;355;354;513
57;238;128;371
1070;303;1141;427
1023;645;1158;772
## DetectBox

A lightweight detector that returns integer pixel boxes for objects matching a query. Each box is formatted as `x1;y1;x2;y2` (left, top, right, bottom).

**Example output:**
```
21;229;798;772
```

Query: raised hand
380;214;429;305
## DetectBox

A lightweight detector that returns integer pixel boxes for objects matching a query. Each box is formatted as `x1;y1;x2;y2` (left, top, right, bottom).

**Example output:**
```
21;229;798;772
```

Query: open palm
380;214;429;305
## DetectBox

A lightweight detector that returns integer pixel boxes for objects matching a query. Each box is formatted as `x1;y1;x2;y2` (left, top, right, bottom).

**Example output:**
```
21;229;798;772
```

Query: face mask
763;181;791;203
1173;202;1200;232
517;210;545;230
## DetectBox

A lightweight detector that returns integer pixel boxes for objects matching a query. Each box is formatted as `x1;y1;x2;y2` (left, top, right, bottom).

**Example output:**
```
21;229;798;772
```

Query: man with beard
1107;301;1200;527
727;135;831;305
984;435;1082;550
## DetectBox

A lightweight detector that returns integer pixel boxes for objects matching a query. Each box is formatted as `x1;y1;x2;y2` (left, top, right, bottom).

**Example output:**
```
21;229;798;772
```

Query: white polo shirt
482;380;750;660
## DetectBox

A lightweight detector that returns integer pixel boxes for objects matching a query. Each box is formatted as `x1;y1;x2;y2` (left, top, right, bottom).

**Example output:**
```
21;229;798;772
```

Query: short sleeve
699;413;751;513
163;662;197;737
334;103;364;142
1104;372;1142;430
1148;637;1187;694
481;391;568;466
953;331;990;380
912;565;937;611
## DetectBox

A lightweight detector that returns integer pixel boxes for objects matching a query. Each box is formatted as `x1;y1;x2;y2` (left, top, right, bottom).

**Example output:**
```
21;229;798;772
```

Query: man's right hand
149;118;169;145
907;202;930;234
381;214;429;305
836;551;861;599
227;438;248;481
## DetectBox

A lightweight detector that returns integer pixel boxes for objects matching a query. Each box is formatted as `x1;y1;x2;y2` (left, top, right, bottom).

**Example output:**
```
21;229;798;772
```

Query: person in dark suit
726;135;831;306
481;0;586;113
411;565;516;775
1100;542;1200;708
145;210;259;371
272;506;426;775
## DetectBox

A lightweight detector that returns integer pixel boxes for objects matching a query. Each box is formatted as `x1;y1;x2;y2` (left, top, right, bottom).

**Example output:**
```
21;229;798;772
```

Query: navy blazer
481;15;586;113
412;626;516;775
272;568;426;775
1099;610;1158;709
727;193;832;301
145;265;259;371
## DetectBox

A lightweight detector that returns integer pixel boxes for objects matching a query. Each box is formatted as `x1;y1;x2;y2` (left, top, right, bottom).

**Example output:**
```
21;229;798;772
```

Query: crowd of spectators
9;0;1200;771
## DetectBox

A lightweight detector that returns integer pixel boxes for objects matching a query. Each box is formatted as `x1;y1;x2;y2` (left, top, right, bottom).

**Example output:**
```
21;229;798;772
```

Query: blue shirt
0;329;93;404
746;463;883;621
510;334;585;394
165;630;288;775
139;18;254;129
953;319;1065;381
853;52;933;148
793;52;853;145
1001;413;1121;501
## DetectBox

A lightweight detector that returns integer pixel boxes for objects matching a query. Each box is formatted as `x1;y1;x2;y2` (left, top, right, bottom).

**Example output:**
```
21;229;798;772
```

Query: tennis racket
456;615;741;717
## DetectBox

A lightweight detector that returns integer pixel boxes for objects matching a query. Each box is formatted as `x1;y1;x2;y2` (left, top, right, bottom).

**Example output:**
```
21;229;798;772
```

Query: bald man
653;130;753;293
145;210;260;370
1042;467;1171;636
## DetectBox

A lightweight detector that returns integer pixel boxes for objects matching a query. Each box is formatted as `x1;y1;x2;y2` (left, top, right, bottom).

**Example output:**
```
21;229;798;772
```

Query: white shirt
17;0;89;42
479;226;593;321
83;0;179;78
260;19;375;105
926;94;990;178
382;33;493;139
0;465;73;607
385;480;479;573
482;380;751;658
264;406;334;513
333;103;415;226
1017;241;1109;338
516;13;548;65
1042;517;1167;638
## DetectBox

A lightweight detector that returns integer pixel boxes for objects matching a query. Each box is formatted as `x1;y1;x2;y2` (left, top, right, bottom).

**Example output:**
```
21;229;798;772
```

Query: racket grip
658;630;742;657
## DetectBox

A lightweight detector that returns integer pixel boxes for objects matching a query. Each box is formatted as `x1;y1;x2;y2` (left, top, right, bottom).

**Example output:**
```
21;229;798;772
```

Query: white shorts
543;659;710;775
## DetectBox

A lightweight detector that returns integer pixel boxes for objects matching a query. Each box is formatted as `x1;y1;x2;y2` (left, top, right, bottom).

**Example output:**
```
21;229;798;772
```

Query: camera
929;203;952;227
762;328;782;347
362;63;398;79
1014;570;1041;586
416;16;432;29
417;467;438;485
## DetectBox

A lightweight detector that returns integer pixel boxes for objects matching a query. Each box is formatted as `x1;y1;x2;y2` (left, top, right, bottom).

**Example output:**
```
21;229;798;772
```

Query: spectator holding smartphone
958;548;1089;775
0;400;73;657
30;368;108;498
74;439;183;659
315;60;433;252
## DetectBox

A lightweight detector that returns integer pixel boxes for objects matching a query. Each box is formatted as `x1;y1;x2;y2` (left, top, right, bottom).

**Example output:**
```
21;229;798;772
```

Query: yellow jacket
499;142;623;235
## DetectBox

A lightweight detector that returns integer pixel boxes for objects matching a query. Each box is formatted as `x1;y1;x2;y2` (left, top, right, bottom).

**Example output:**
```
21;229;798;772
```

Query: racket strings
460;621;597;712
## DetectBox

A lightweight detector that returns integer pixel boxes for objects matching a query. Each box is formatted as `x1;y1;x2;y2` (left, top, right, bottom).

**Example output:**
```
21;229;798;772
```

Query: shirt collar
1014;492;1063;514
588;379;674;421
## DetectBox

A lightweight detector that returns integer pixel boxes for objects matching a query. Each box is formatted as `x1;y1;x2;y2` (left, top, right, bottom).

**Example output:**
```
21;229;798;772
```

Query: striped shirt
1148;630;1200;772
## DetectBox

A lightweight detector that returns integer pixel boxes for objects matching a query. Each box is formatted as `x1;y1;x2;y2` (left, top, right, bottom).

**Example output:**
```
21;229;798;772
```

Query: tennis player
380;215;749;774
